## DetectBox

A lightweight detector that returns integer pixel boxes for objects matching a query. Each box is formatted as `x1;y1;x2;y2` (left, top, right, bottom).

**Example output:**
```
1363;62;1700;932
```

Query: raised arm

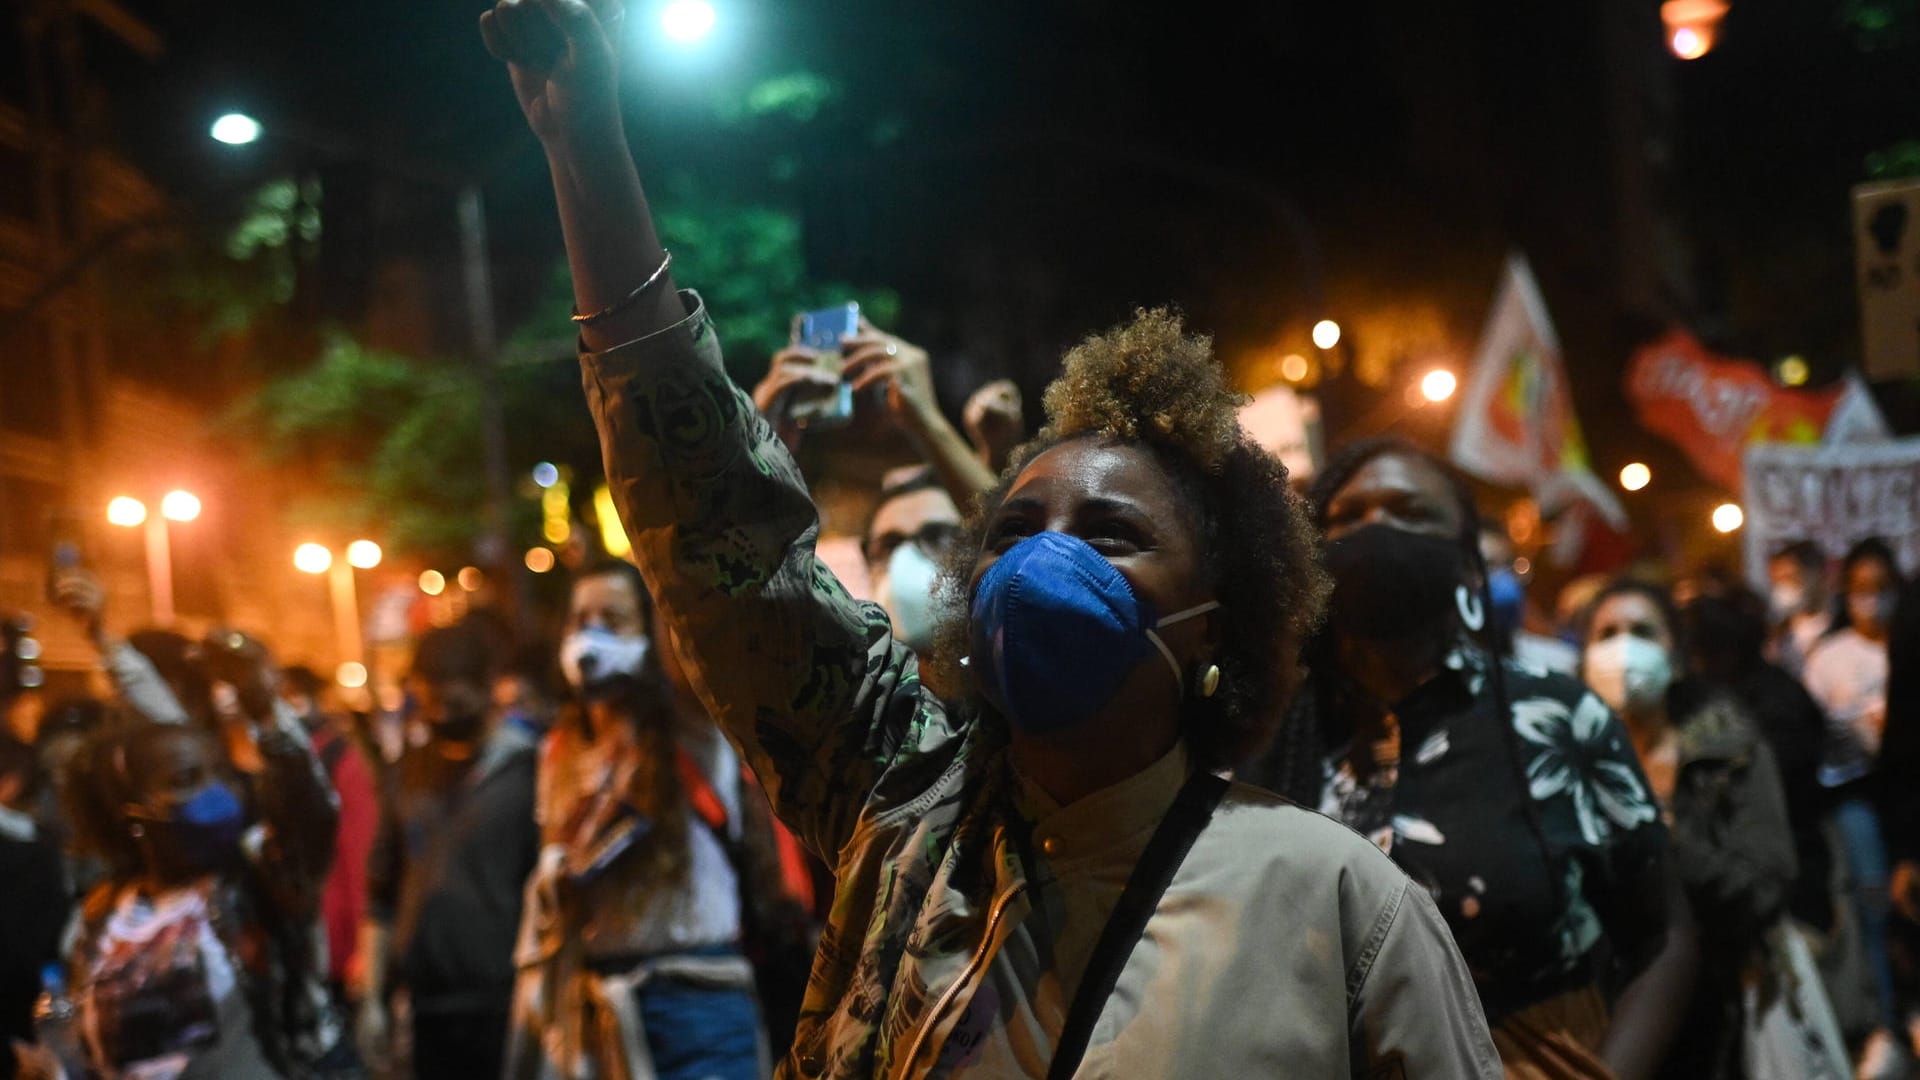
482;0;967;858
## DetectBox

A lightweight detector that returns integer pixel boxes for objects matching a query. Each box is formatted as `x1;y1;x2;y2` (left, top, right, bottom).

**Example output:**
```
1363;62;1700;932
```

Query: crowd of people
1;1;1918;1077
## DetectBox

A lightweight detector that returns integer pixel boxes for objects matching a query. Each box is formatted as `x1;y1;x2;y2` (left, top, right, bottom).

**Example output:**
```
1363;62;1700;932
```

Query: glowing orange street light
1662;0;1728;59
107;497;148;527
109;492;199;624
294;543;333;575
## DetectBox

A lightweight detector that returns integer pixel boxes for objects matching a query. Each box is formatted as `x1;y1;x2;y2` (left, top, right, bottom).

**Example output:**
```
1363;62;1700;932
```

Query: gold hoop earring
1198;664;1222;699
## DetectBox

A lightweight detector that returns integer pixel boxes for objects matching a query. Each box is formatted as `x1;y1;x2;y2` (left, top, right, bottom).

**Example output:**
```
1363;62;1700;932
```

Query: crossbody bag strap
1045;771;1231;1080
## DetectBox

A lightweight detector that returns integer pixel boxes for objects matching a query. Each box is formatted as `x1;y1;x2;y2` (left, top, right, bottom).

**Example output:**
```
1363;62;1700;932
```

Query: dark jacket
1875;579;1920;864
1659;689;1797;1080
1721;660;1832;927
368;725;538;1015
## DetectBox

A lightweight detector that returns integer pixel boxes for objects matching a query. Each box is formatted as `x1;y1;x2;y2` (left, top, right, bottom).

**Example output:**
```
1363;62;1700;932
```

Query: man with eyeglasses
862;466;964;657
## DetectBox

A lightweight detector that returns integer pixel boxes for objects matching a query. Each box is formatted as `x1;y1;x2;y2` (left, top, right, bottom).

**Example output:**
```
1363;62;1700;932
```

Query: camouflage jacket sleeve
580;292;969;861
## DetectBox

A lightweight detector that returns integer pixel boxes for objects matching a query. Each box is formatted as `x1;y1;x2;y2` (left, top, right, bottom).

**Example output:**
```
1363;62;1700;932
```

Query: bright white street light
211;113;263;146
1620;463;1652;492
1711;503;1744;534
1311;319;1342;350
1420;369;1458;403
347;540;383;570
662;0;716;43
107;496;149;528
161;490;202;523
294;543;334;575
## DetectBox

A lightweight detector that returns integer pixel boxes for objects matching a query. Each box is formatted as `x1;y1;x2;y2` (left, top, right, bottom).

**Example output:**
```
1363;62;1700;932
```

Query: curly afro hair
928;308;1329;772
62;715;222;880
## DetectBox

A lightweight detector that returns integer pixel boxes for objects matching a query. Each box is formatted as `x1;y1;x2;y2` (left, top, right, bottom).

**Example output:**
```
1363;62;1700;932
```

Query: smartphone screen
789;303;861;428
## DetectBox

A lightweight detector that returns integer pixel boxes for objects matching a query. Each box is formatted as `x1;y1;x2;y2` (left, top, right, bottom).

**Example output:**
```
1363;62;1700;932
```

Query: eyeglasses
866;521;964;568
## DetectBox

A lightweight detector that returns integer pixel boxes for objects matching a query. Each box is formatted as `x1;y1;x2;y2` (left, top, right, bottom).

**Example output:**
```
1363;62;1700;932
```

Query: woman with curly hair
30;673;340;1079
1245;438;1696;1080
479;2;1500;1076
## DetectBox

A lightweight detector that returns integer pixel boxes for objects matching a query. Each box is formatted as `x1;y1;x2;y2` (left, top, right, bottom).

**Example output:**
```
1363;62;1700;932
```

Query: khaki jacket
581;292;1501;1079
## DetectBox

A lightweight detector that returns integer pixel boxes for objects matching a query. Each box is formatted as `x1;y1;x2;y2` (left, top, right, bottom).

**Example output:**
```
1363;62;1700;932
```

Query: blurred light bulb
458;566;484;592
1312;319;1342;350
525;547;556;573
661;0;715;42
1279;354;1309;382
1777;356;1810;388
1420;369;1458;403
1712;502;1744;534
419;570;446;596
1620;463;1652;492
210;113;262;145
294;543;333;574
107;497;148;527
347;540;383;569
336;662;369;689
161;490;201;522
532;462;560;488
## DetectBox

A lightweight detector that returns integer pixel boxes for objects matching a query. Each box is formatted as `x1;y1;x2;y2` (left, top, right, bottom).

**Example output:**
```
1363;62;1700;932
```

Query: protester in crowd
359;619;538;1080
481;3;1502;1074
1245;437;1694;1080
1801;538;1910;1076
507;560;813;1080
962;378;1026;476
1480;524;1579;675
754;319;998;512
1878;577;1920;1057
0;735;66;1080
861;465;964;658
1770;540;1833;678
1582;579;1800;1078
1683;590;1834;929
25;672;340;1079
281;666;379;1013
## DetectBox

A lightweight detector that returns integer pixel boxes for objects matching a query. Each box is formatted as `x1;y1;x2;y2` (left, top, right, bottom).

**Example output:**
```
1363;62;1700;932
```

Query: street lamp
1620;463;1652;492
1711;503;1744;534
108;489;200;624
214;110;518;620
1312;319;1342;350
661;0;717;43
296;540;380;674
1419;369;1458;403
210;112;262;146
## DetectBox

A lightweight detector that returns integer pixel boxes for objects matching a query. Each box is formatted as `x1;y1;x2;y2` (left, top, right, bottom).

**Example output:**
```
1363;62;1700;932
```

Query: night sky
66;0;1920;512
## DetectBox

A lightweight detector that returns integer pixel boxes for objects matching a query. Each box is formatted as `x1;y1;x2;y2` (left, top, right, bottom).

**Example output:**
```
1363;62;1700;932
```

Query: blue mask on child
968;531;1219;735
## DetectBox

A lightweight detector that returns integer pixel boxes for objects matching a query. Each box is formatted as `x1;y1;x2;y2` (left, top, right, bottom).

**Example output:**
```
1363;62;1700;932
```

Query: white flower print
1513;691;1657;846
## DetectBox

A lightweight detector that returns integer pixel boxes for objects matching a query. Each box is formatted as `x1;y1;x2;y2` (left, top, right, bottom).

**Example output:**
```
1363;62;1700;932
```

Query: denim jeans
636;976;765;1080
1833;796;1900;1030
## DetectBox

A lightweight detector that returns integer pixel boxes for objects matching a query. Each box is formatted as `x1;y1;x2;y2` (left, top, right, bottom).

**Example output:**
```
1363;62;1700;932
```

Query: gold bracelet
570;250;674;325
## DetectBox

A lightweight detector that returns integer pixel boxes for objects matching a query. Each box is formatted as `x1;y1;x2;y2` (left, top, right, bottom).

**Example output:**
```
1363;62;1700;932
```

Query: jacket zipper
895;882;1029;1080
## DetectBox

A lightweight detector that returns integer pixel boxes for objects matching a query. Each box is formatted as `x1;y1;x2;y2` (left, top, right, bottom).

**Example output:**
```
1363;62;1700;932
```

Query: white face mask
1849;590;1898;631
560;627;651;692
1583;635;1673;715
1769;583;1807;622
875;543;942;654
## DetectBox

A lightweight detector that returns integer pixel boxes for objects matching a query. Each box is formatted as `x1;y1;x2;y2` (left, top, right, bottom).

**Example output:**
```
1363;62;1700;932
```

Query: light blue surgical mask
968;532;1218;735
877;542;942;655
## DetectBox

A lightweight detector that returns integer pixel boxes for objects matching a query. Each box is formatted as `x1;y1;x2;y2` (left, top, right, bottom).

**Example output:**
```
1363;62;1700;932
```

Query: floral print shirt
1316;644;1669;1020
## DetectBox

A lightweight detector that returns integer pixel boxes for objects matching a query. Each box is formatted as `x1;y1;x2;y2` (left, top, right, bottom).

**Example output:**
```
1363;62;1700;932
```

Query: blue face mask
137;782;246;873
1489;568;1525;634
967;531;1219;735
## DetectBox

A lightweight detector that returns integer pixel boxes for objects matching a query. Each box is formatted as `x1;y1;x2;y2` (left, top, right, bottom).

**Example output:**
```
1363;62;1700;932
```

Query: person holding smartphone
480;4;1501;1076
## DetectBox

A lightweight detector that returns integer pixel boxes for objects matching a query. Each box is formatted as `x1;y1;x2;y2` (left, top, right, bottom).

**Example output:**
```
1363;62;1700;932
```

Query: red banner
1625;329;1842;489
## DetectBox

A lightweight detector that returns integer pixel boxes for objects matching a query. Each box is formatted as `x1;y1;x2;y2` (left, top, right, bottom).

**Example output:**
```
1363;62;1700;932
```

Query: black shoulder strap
1046;771;1231;1080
